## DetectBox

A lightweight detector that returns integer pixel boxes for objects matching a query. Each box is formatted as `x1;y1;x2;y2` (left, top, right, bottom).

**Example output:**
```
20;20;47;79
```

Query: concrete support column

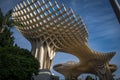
31;40;36;56
30;39;56;70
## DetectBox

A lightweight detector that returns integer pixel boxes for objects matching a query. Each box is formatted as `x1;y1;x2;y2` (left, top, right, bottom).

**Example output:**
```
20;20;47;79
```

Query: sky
0;0;120;79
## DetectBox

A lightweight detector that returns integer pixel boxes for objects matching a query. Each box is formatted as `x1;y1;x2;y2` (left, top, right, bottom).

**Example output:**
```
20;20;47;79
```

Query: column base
32;69;59;80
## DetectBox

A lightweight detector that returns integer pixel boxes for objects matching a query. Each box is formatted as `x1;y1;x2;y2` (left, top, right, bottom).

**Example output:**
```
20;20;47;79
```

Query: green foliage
0;28;14;47
0;8;4;27
0;8;15;47
85;75;93;80
0;47;39;80
0;8;14;33
0;8;40;80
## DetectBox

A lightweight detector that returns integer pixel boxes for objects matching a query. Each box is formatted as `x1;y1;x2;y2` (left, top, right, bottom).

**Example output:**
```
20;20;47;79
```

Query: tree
0;9;40;80
0;28;14;47
0;47;39;80
0;8;14;33
0;8;15;47
85;75;93;80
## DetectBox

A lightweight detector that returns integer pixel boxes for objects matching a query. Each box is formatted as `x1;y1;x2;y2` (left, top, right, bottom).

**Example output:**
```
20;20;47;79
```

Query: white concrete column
31;40;36;56
32;40;57;69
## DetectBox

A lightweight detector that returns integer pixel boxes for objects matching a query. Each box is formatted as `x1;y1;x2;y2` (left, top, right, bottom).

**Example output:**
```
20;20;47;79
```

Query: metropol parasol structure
12;0;117;80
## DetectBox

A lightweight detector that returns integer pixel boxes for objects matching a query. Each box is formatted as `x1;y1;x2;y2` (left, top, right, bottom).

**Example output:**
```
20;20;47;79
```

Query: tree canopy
0;8;14;33
85;75;93;80
0;28;14;47
0;9;40;80
0;8;15;47
0;47;39;80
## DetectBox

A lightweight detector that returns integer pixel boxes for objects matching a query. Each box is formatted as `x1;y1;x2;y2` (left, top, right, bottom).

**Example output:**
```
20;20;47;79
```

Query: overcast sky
0;0;120;79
